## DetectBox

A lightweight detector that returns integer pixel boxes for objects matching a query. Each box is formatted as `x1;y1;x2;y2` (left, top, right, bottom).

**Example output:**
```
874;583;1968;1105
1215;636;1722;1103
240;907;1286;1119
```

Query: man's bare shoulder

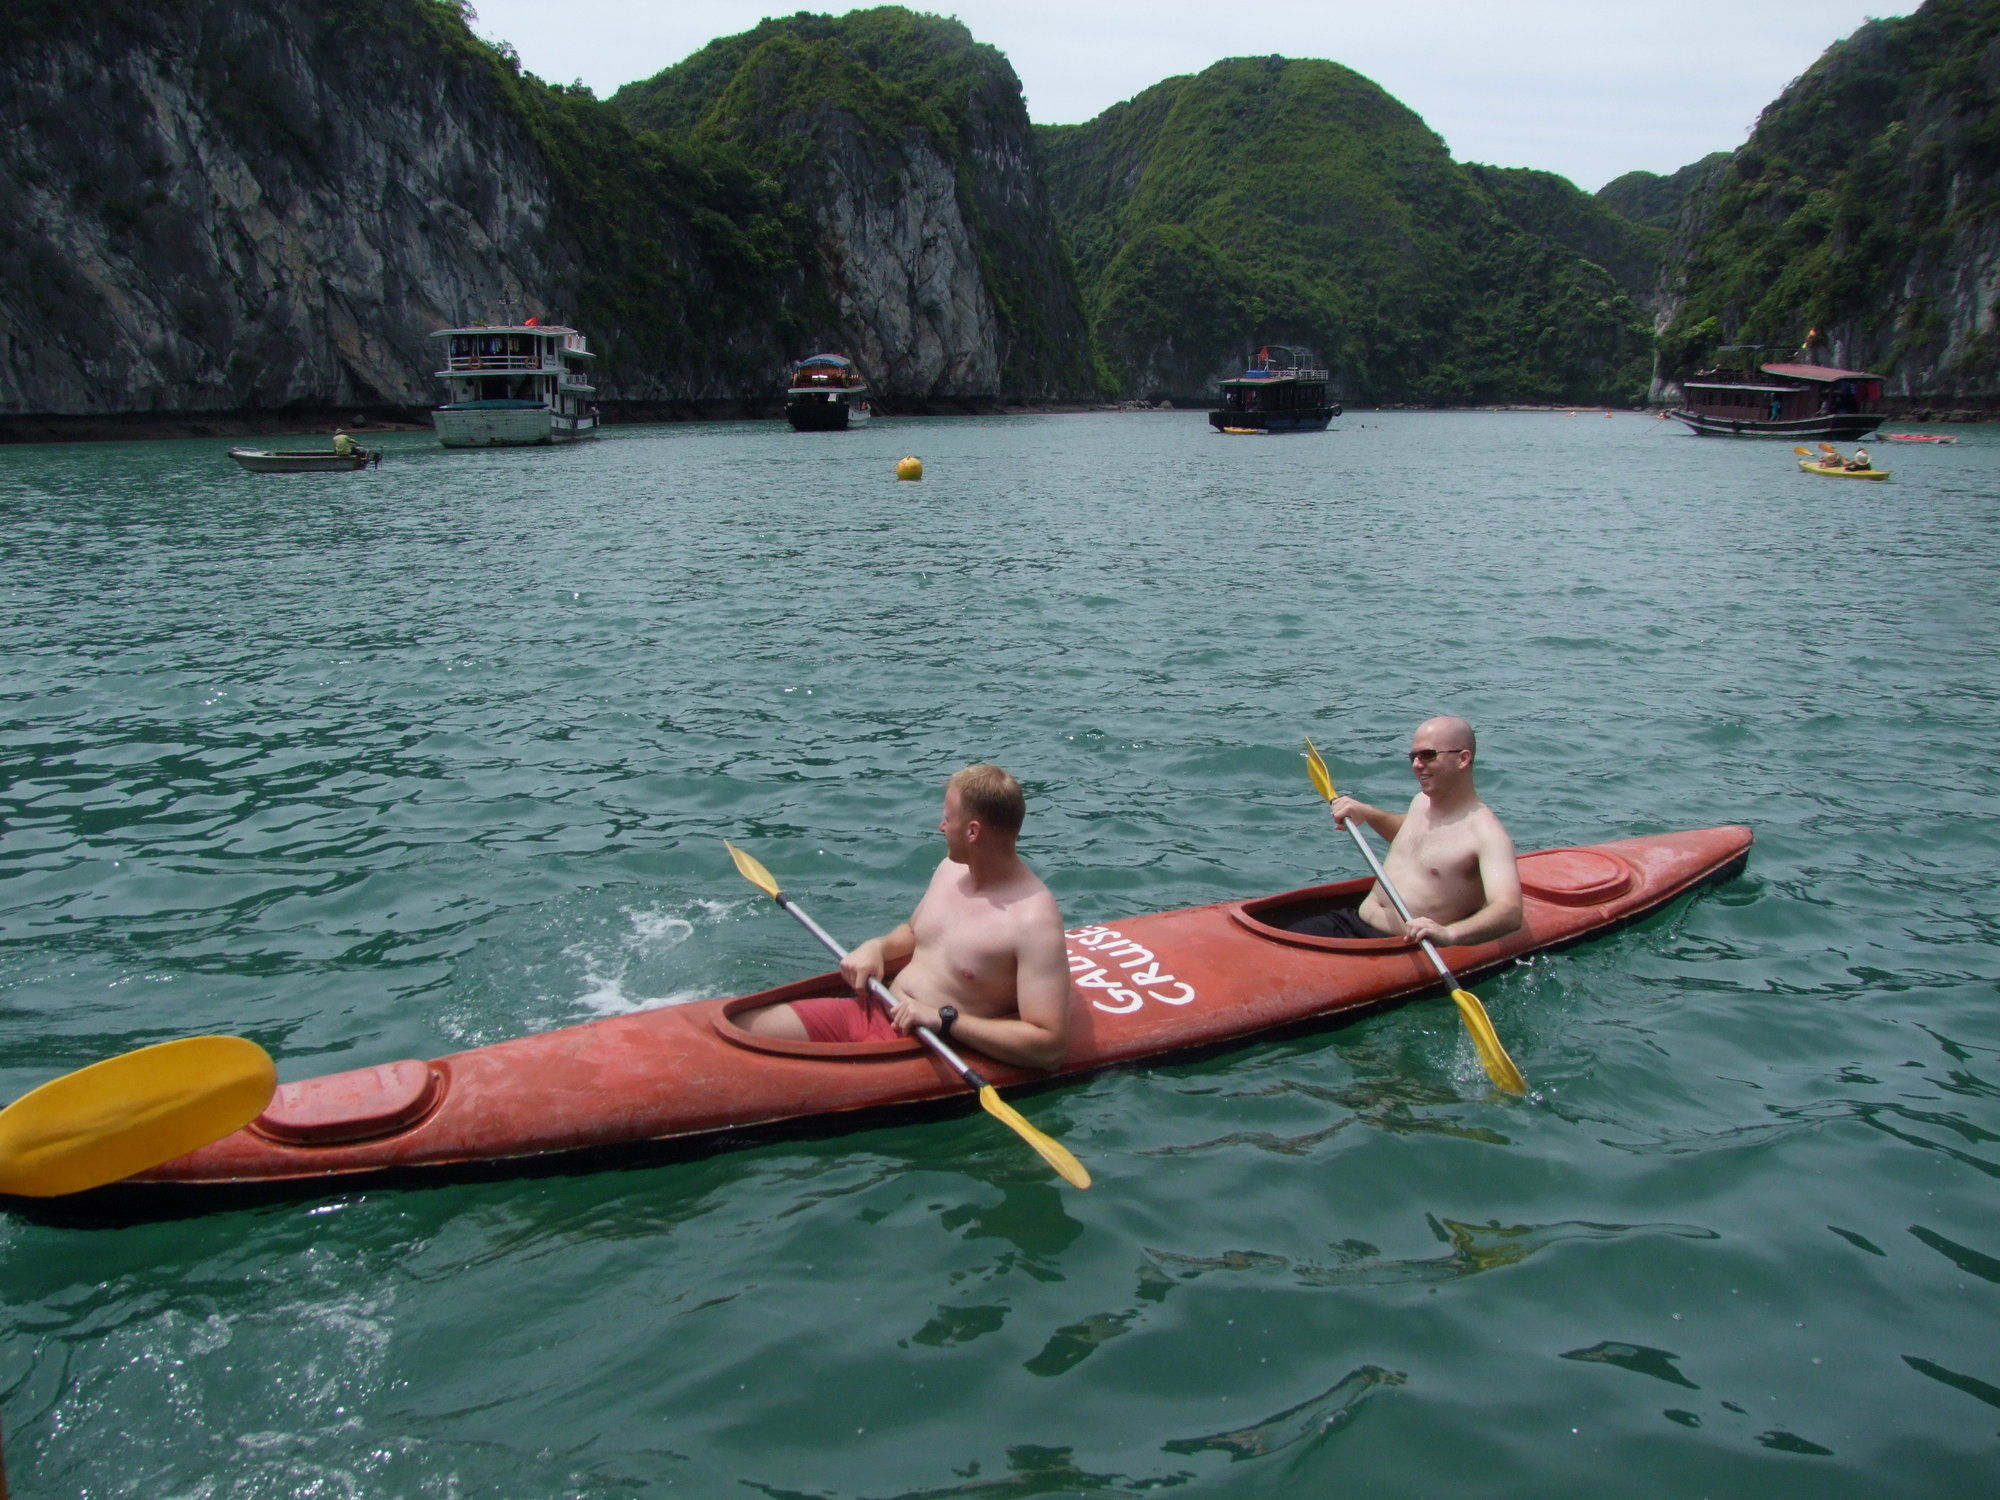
1009;866;1062;917
1467;800;1517;851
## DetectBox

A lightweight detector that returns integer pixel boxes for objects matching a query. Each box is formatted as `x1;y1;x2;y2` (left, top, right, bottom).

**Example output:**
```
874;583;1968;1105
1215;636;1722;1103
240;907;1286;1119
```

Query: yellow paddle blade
1303;738;1337;803
1793;446;1813;456
1450;989;1528;1096
0;1035;276;1197
724;839;782;899
977;1086;1091;1189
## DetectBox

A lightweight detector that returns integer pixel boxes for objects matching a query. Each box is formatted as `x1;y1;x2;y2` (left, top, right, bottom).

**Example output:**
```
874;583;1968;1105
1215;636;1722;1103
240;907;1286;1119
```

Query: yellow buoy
896;455;923;481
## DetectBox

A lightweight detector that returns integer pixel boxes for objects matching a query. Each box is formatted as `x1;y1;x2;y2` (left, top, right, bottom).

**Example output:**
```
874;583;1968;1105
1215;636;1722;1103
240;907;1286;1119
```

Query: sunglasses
1408;747;1469;764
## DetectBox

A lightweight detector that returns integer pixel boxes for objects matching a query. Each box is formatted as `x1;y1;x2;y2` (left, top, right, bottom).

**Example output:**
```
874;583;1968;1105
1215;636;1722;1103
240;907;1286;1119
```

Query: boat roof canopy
1760;362;1883;382
795;353;853;367
432;324;578;338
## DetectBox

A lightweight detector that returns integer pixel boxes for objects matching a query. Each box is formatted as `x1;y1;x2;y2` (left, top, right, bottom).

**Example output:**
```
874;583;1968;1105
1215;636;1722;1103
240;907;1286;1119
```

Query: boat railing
1240;365;1328;381
440;354;558;373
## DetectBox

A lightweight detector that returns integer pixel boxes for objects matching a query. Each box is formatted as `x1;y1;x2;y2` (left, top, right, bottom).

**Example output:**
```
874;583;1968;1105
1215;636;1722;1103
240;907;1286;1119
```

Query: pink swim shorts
789;993;902;1044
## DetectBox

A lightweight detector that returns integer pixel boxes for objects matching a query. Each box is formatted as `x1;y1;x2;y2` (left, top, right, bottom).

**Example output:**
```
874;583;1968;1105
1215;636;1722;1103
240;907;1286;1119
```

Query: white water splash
562;901;737;1016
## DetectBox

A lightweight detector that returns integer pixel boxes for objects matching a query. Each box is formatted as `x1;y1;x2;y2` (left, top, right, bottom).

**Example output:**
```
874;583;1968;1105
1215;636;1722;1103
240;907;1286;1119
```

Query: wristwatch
935;1005;959;1039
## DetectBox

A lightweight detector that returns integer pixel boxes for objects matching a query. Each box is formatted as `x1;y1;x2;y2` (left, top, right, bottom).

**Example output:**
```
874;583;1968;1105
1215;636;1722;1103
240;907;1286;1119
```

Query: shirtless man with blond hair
1314;716;1523;947
742;764;1072;1071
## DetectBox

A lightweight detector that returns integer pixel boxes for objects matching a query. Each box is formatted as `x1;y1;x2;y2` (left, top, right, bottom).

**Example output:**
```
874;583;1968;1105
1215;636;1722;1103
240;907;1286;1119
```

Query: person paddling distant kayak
741;764;1073;1070
1299;716;1524;945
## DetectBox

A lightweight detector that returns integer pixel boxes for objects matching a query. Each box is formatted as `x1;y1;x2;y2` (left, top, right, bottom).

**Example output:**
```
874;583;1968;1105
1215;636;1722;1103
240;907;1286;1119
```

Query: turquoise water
2;412;1996;1496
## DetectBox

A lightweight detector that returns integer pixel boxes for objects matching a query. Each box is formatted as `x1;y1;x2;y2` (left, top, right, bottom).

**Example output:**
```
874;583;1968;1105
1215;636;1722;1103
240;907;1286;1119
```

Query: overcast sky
466;1;1921;191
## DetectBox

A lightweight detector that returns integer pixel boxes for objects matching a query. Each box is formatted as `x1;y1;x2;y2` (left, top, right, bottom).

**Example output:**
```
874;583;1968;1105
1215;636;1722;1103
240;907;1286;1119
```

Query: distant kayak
1883;433;1958;443
1799;458;1889;481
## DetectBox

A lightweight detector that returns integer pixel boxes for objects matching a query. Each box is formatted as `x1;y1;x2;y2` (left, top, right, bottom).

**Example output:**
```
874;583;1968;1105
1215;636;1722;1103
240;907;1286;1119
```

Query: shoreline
2;399;1989;447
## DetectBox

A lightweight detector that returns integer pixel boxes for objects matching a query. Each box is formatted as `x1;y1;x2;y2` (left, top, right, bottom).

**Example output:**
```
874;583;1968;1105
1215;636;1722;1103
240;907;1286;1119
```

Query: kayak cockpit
712;985;924;1059
1230;880;1421;951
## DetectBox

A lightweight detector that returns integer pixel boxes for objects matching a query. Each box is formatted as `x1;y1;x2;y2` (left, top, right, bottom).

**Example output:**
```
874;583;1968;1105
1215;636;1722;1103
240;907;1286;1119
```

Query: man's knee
742;1002;808;1040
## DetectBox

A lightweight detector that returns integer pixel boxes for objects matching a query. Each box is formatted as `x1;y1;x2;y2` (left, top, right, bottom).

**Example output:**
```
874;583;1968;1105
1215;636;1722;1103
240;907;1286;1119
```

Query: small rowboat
52;826;1754;1207
1798;458;1889;481
229;447;379;473
1883;432;1958;443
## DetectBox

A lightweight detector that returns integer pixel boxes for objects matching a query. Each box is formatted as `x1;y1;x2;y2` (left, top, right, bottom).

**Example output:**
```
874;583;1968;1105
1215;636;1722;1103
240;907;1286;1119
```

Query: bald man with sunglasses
1319;716;1523;946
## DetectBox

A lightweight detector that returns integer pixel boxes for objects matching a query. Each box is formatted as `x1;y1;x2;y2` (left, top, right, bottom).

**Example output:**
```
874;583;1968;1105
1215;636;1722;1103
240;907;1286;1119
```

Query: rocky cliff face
725;96;1007;398
608;10;1095;404
2;2;566;417
0;0;826;424
1653;0;2000;400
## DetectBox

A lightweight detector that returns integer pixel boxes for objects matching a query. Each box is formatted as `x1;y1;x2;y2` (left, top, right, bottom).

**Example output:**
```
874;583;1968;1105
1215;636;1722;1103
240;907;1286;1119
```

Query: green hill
1038;55;1656;405
1596;153;1732;230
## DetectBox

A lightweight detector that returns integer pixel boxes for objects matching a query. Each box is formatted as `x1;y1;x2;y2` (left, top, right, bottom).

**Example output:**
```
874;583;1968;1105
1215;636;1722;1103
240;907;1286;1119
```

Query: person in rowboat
740;763;1073;1070
332;429;357;457
1301;716;1524;946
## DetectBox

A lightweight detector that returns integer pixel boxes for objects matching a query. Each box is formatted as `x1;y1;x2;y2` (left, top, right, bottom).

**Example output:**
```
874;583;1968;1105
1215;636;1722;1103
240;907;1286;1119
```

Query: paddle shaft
771;895;991;1087
1328;809;1468;992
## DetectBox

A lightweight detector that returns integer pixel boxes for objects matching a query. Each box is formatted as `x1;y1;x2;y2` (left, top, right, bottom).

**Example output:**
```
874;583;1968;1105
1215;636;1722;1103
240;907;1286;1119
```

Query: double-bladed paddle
724;841;1090;1189
0;1035;277;1197
1302;740;1529;1095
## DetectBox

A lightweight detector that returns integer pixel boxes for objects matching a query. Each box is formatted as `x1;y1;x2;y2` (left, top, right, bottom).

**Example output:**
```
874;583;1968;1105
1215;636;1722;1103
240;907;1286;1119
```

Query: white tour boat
431;322;599;447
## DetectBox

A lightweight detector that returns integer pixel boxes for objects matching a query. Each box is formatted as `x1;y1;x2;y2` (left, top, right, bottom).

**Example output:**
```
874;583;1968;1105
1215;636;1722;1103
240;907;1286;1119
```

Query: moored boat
73;826;1753;1204
1209;346;1340;433
1798;457;1889;480
1883;432;1958;443
785;353;872;431
1670;361;1885;439
432;322;598;447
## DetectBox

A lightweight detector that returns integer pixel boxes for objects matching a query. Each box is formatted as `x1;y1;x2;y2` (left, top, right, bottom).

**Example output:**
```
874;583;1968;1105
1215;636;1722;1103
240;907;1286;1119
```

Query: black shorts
1286;905;1396;940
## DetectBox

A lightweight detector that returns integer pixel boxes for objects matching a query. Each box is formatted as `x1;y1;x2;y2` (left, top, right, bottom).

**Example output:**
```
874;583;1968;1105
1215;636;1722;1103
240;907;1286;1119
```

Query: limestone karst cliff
0;0;838;424
1;0;1098;426
608;8;1095;404
6;0;1995;428
1654;0;2000;400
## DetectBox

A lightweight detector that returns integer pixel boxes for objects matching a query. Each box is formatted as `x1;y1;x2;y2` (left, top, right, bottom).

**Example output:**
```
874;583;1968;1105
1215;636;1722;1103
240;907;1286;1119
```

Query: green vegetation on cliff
1656;0;2000;390
610;8;1094;399
1596;153;1731;230
1038;56;1656;405
359;0;828;389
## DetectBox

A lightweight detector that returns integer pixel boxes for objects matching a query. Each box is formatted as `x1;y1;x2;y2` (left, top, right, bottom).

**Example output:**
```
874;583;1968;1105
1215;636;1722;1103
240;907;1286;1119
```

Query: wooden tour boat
785;354;872;432
22;825;1756;1208
1669;359;1885;440
432;321;598;447
1209;346;1340;433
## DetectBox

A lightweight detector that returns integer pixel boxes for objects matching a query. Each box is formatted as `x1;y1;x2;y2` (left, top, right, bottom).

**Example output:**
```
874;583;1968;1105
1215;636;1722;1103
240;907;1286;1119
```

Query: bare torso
893;858;1061;1018
1359;794;1510;933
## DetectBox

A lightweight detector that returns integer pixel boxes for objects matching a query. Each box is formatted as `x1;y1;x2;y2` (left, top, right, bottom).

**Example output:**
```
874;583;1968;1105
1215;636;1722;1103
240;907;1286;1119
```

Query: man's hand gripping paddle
1303;740;1528;1095
725;842;1090;1188
0;1035;277;1197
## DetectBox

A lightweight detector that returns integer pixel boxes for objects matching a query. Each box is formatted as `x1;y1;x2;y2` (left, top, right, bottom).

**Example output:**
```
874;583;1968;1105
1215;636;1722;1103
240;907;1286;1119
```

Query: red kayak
1883;432;1959;443
99;826;1749;1199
